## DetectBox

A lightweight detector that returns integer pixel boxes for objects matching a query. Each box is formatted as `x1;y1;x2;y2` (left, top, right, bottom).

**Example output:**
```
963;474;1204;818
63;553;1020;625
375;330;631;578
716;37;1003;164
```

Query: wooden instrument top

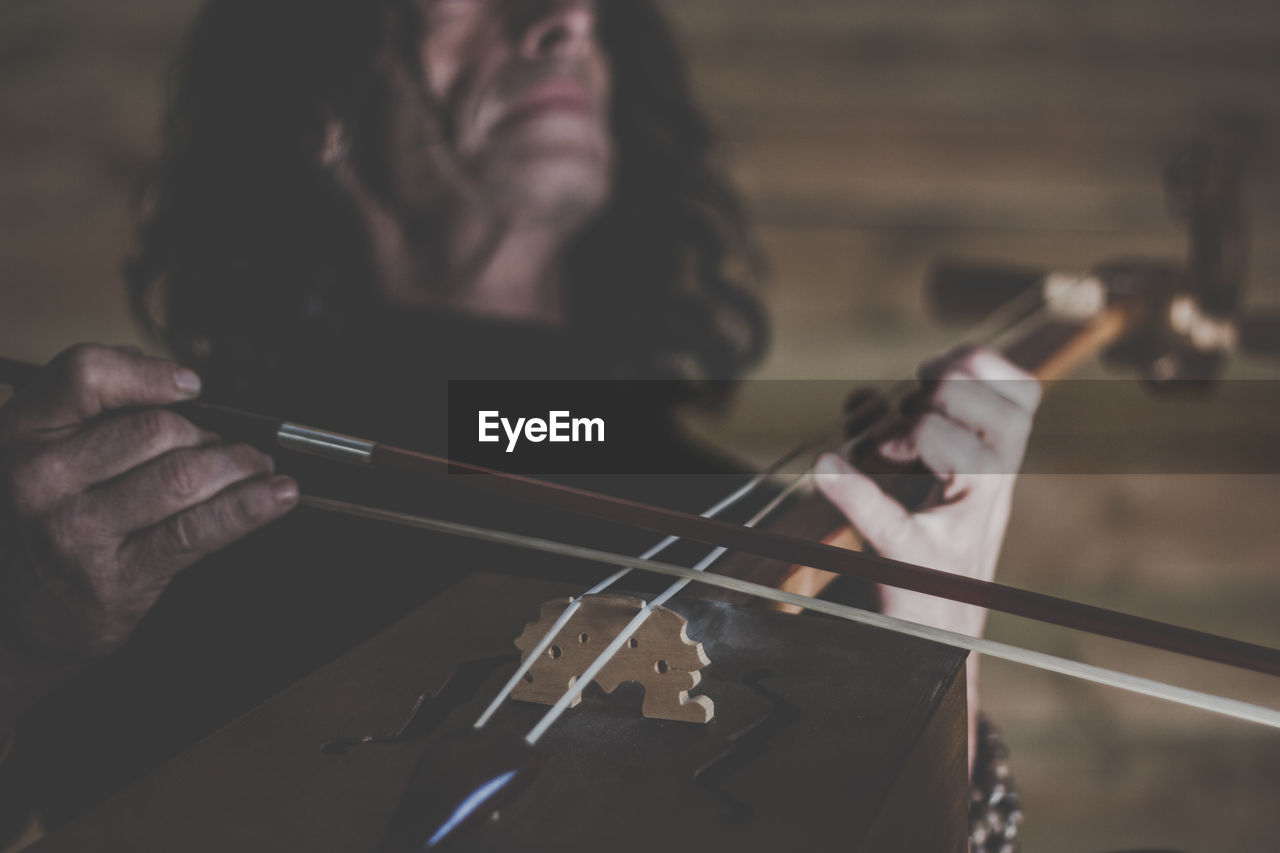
32;572;969;853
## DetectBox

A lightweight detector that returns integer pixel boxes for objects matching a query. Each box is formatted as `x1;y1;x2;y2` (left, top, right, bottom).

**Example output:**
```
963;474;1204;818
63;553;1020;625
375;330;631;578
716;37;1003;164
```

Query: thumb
813;452;913;554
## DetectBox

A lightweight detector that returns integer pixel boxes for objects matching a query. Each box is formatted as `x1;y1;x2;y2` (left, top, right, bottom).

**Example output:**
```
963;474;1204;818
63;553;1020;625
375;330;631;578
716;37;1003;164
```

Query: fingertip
173;368;202;397
814;454;868;507
878;436;916;464
814;452;852;478
966;347;1033;381
965;349;1042;410
270;475;299;507
813;452;911;551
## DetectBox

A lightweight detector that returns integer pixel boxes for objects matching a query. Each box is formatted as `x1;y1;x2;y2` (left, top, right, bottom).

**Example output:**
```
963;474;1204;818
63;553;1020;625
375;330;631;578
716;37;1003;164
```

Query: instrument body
6;136;1274;851
29;574;970;852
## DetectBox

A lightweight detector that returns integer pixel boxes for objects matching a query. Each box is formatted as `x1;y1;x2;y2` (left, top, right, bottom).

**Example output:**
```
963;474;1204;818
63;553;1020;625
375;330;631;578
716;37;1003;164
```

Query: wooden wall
663;3;1280;850
2;1;1280;849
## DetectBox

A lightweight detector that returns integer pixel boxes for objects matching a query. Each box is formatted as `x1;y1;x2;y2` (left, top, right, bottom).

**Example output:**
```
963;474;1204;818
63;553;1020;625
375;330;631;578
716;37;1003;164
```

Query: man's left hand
813;347;1041;636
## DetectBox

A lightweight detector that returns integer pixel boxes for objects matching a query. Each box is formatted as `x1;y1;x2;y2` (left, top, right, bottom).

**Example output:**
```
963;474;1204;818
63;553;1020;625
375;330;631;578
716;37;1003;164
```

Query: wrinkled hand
0;345;298;665
814;347;1041;637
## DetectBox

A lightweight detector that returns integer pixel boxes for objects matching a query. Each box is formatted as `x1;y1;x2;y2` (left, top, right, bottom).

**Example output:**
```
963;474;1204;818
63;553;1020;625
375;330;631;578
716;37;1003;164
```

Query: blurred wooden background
3;1;1280;850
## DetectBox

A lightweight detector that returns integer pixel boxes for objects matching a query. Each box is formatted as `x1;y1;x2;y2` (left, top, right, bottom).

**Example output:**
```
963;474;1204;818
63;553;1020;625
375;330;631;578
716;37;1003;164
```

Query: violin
8;137;1280;851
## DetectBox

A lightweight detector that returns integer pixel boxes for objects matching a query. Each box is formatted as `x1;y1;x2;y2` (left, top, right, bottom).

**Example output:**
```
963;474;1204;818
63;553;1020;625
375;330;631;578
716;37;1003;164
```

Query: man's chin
484;155;612;226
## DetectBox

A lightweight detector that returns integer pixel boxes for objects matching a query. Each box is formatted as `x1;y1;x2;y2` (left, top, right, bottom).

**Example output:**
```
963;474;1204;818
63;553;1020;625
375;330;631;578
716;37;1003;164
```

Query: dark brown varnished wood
30;573;969;852
376;731;539;852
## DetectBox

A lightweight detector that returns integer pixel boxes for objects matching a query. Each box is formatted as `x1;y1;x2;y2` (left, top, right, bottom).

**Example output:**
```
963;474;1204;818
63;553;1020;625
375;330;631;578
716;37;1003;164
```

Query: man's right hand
0;345;298;677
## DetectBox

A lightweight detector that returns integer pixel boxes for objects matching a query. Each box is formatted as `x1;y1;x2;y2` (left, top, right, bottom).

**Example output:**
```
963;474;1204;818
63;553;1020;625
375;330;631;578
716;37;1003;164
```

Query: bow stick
315;490;1278;851
2;354;1277;679
298;494;1280;732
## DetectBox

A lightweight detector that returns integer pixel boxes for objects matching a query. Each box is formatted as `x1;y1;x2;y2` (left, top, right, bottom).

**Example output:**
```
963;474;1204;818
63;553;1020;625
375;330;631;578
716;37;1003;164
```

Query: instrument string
474;293;1055;730
0;291;1063;741
473;391;875;728
523;472;810;743
300;496;1280;733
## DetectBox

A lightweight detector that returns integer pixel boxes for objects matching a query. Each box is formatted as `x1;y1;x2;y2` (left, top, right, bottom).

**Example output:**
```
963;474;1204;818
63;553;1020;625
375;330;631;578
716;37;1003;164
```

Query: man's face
380;0;613;231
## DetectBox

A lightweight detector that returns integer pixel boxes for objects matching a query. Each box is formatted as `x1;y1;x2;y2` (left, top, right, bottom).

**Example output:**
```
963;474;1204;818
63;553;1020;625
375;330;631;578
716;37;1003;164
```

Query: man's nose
516;0;597;60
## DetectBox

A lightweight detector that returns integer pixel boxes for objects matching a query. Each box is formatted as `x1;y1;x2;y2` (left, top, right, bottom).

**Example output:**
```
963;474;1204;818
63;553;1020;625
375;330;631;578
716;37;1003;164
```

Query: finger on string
118;474;298;583
8;345;201;435
918;346;1041;414
951;348;1042;412
905;412;1008;484
812;452;915;554
876;431;919;465
850;387;926;463
926;377;1030;462
90;443;277;538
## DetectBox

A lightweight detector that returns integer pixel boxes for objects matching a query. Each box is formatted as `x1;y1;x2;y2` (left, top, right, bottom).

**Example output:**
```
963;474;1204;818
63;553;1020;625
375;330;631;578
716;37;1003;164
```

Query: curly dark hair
126;0;768;401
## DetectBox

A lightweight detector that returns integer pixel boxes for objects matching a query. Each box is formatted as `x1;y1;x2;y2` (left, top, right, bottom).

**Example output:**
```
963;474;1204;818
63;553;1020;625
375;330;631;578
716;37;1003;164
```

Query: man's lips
492;79;595;134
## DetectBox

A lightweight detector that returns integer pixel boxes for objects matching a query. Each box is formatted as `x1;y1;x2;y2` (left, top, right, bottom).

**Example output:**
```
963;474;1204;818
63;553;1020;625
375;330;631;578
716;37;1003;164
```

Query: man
0;0;1037;847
